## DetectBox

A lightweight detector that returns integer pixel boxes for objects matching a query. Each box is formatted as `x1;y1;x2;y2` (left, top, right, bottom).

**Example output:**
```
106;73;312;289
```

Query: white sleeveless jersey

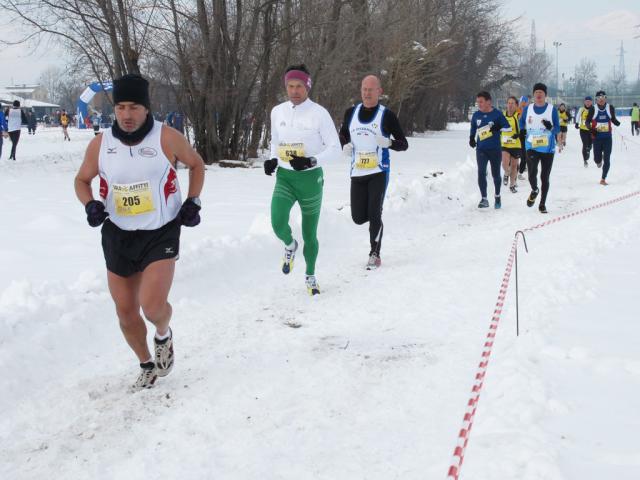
524;103;555;153
348;103;389;177
7;108;22;132
98;121;182;231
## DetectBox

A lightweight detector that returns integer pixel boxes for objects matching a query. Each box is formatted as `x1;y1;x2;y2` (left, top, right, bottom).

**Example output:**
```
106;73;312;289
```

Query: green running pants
270;167;324;275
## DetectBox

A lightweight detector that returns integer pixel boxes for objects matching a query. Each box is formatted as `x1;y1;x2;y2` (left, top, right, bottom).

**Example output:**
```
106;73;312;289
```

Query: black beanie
12;100;20;107
113;74;150;108
532;82;547;95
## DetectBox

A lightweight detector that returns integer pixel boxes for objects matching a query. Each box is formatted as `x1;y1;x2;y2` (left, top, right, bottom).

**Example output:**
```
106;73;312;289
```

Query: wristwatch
188;196;201;207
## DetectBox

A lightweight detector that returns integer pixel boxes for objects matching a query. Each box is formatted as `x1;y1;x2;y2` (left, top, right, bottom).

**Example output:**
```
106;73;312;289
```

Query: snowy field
1;121;639;479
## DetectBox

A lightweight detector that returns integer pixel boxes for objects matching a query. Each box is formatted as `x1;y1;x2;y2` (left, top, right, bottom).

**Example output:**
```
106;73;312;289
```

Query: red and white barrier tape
446;190;640;480
523;190;640;233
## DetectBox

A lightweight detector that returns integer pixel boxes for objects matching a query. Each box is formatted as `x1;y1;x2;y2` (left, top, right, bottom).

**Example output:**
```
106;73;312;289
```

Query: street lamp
553;41;562;99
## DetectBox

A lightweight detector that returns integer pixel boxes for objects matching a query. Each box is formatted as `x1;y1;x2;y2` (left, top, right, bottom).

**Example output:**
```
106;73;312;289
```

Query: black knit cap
532;82;547;95
113;74;150;108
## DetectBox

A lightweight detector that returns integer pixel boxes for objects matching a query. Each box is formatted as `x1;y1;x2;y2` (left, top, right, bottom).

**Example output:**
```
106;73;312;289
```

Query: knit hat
532;83;547;95
113;74;150;108
595;90;606;98
284;70;312;91
12;100;20;107
584;96;593;101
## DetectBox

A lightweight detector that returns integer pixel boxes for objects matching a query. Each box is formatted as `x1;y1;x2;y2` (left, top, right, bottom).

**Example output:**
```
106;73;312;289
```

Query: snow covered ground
1;121;639;479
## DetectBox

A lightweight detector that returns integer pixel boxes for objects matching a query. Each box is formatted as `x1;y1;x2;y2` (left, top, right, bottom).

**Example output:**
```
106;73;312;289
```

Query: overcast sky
0;0;639;88
503;0;640;85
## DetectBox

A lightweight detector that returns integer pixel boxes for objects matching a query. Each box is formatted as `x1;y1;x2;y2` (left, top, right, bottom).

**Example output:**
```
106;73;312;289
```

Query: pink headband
284;70;312;91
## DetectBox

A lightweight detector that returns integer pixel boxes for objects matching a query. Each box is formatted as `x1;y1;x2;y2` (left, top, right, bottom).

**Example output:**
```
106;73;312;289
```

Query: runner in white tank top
338;75;408;269
74;74;205;390
98;119;182;230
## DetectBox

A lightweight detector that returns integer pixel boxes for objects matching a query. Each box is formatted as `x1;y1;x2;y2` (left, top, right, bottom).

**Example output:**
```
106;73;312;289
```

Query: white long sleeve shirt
269;98;340;171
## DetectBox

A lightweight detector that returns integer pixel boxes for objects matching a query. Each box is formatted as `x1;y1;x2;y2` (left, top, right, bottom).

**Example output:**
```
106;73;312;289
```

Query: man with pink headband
264;64;341;295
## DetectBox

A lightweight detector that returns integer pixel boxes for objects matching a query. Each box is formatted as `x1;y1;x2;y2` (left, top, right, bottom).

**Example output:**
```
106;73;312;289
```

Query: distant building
0;87;60;121
4;84;49;102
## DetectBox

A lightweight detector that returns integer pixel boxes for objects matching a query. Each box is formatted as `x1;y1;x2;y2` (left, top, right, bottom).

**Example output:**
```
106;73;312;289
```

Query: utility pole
617;41;627;106
634;24;639;82
553;41;562;100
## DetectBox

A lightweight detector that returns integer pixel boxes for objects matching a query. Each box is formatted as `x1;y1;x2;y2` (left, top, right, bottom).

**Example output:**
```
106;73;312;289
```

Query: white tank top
348;104;388;177
524;103;554;152
525;103;552;130
98;121;182;231
7;108;22;132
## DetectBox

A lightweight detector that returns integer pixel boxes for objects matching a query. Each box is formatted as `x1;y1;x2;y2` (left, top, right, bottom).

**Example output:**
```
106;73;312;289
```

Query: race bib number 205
113;181;155;216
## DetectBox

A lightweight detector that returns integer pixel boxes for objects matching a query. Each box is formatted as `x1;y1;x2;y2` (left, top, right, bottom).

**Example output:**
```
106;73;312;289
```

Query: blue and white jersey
592;104;614;140
522;103;558;154
348;103;390;177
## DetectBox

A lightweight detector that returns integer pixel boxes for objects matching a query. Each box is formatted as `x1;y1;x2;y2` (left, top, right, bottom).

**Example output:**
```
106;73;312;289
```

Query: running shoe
526;189;539;207
305;275;320;296
539;204;548;214
132;361;157;390
366;252;381;270
478;198;489;208
584;160;588;168
282;240;298;275
600;179;608;186
154;328;174;377
509;185;517;194
518;173;526;181
502;174;509;186
494;196;502;209
596;162;602;168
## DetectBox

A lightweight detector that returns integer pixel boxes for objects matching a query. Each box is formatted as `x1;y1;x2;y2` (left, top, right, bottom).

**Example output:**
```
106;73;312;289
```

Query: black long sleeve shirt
339;104;409;151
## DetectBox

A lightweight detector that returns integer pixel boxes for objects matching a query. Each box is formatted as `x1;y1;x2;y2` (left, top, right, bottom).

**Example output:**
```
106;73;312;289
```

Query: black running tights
350;171;388;256
527;150;554;207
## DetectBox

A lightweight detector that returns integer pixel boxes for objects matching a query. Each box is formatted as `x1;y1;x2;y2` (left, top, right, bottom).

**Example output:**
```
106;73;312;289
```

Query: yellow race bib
596;123;610;133
278;143;305;162
356;151;379;169
501;133;517;146
478;124;492;141
113;181;155;216
531;135;549;148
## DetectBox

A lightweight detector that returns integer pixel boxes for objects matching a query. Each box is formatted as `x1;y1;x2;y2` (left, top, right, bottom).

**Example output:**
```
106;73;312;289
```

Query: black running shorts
101;218;180;277
560;126;568;133
501;147;521;159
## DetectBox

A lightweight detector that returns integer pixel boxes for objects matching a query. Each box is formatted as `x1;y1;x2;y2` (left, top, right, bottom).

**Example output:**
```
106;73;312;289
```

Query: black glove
490;123;501;134
511;132;520;139
613;119;621;127
85;200;108;227
289;154;314;171
574;123;580;129
542;120;553;130
264;158;278;176
178;198;201;227
469;137;476;148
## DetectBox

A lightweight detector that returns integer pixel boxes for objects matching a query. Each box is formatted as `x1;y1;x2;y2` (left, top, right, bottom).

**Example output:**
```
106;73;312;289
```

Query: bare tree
3;0;521;161
573;58;598;97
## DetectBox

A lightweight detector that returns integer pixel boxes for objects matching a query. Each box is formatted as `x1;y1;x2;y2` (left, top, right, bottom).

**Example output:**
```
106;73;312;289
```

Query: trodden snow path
1;122;639;479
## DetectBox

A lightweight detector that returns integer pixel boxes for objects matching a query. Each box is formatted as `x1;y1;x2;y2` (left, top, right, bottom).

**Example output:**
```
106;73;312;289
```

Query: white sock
286;240;296;250
155;329;171;341
143;357;153;365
